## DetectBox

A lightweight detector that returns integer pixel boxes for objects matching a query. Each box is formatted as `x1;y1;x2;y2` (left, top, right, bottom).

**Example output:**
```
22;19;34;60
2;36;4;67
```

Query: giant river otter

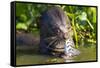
40;6;80;58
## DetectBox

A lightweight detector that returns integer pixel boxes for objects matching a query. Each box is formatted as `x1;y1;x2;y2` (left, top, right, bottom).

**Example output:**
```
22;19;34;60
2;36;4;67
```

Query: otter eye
57;29;60;33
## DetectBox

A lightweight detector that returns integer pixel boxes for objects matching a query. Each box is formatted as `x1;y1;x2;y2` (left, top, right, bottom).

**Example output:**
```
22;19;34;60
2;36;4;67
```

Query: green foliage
16;3;97;47
16;23;27;30
63;6;97;47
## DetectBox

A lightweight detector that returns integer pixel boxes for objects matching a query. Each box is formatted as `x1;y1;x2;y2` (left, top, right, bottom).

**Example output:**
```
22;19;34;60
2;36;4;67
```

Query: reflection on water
65;60;74;62
16;45;96;65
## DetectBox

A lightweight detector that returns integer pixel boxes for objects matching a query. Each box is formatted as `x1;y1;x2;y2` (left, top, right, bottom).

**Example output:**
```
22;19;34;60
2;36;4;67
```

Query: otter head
40;6;72;56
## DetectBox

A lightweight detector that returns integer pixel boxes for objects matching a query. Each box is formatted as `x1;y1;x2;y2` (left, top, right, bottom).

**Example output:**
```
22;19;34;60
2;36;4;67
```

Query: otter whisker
47;38;58;48
53;38;59;46
56;37;61;45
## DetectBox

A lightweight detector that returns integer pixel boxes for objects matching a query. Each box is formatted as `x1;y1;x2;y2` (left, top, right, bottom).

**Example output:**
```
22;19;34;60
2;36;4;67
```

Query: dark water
16;45;96;65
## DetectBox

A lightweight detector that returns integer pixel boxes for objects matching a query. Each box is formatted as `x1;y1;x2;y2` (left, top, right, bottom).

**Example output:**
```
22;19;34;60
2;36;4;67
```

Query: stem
72;16;78;48
86;19;94;30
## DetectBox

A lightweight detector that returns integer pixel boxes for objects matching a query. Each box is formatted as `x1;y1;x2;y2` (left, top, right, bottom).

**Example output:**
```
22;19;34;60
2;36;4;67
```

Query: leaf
79;12;87;21
20;14;27;22
16;23;28;30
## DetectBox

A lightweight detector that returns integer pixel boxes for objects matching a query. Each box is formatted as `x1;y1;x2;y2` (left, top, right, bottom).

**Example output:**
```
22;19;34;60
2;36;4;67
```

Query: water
16;45;96;65
73;46;96;62
16;31;97;65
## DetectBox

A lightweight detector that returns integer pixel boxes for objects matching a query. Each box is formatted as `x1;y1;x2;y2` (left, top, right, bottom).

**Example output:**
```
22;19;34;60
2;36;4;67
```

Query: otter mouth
48;45;65;53
52;48;64;52
45;36;66;55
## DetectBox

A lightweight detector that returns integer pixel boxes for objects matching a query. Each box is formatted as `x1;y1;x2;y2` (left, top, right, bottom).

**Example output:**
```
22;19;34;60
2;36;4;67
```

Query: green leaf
16;23;28;30
79;12;87;21
20;14;27;22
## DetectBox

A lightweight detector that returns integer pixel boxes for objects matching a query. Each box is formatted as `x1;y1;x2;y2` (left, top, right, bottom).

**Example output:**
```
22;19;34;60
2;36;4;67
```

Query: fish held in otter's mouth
39;6;80;58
